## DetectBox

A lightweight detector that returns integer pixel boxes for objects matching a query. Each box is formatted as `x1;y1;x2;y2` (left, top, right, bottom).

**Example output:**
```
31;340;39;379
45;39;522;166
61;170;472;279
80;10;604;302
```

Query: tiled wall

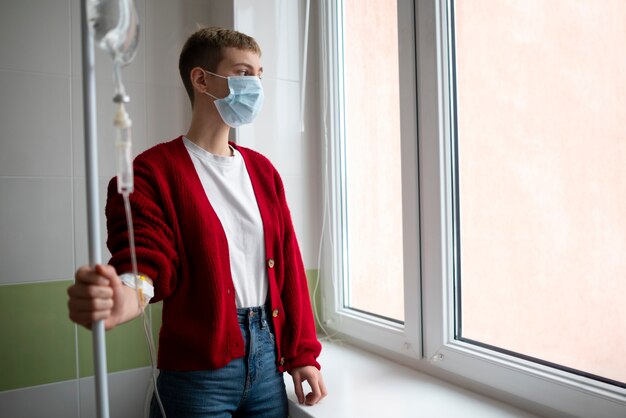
0;0;321;416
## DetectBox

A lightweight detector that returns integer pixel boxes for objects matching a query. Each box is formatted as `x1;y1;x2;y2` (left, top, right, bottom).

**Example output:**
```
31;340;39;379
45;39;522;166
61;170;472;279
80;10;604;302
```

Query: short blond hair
179;26;261;103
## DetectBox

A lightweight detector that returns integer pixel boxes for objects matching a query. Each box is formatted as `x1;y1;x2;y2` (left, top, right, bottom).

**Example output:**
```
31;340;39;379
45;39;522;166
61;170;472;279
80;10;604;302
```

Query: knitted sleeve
275;172;322;371
105;156;179;302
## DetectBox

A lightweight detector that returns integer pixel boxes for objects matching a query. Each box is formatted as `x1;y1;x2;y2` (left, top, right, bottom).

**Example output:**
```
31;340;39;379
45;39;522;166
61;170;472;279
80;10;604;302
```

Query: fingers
291;366;327;406
310;374;328;405
67;304;113;328
94;263;119;282
304;371;327;406
293;373;305;404
74;264;111;286
68;264;116;329
67;295;114;329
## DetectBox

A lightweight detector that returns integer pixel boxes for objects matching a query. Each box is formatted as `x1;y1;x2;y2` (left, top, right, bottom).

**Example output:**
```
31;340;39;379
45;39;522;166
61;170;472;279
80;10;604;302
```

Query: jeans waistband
236;304;269;325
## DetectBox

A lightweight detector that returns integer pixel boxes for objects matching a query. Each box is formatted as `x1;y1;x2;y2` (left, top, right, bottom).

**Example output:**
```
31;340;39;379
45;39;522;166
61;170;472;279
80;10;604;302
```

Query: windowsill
284;340;542;418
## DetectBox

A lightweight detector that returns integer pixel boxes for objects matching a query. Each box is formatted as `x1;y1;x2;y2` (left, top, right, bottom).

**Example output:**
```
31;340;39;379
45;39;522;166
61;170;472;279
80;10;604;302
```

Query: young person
68;26;326;418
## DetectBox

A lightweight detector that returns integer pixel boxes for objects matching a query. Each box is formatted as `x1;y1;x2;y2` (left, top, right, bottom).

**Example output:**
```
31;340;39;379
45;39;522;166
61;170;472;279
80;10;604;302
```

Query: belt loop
260;305;267;328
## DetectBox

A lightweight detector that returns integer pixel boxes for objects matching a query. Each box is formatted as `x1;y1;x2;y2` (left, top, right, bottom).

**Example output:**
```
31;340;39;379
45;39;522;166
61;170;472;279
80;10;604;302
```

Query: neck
186;103;232;156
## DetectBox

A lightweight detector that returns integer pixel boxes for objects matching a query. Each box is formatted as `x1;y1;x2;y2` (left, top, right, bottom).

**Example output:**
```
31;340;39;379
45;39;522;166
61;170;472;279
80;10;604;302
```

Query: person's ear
190;67;208;95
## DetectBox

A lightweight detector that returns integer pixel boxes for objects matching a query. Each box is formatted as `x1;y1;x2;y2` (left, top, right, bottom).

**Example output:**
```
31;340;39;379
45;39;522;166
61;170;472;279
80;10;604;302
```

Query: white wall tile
145;84;190;146
0;0;70;75
235;0;301;82
282;174;317;267
73;177;112;269
0;380;79;418
237;78;304;177
0;70;72;177
0;178;74;284
145;0;228;87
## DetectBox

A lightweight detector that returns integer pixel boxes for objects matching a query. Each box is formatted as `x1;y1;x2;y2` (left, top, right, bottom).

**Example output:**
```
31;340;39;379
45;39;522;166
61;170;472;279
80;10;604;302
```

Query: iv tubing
114;98;166;417
80;0;110;417
122;193;166;418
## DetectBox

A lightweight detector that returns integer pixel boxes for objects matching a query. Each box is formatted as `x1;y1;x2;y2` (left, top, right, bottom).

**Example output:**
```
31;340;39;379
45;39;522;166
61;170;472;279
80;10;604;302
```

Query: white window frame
320;1;626;417
319;0;421;359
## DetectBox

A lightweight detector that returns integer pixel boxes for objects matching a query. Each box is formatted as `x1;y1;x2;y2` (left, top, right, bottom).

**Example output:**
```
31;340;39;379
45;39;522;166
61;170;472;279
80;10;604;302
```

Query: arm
275;174;327;405
69;153;179;328
105;156;179;301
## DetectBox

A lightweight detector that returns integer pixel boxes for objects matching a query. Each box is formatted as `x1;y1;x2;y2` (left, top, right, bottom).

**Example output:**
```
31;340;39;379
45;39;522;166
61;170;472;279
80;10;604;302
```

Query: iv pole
80;0;111;416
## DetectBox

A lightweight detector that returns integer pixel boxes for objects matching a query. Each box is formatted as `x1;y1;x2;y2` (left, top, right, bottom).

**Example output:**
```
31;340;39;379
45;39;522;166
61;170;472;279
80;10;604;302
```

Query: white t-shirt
184;137;268;308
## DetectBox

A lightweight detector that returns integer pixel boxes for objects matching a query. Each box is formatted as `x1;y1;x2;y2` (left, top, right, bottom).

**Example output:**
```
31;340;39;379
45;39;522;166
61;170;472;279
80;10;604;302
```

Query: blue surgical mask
203;70;264;128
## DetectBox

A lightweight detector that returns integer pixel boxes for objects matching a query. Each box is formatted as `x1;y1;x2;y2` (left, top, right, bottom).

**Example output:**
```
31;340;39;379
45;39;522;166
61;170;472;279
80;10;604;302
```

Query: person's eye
237;69;248;76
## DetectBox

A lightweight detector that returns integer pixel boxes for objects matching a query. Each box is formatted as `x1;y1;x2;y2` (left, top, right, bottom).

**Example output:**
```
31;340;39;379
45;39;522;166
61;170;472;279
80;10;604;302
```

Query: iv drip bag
89;0;139;67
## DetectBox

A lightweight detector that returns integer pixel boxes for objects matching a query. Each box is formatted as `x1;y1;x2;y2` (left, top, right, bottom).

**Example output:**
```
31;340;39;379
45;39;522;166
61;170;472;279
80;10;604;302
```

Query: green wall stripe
306;269;322;329
78;314;149;377
0;280;76;391
0;280;163;390
78;302;163;377
78;302;162;378
0;270;318;391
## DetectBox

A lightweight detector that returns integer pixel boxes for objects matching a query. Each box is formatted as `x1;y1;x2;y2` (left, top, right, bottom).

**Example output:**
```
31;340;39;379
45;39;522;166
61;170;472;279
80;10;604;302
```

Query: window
341;0;404;323
322;0;626;417
320;0;420;353
452;0;626;387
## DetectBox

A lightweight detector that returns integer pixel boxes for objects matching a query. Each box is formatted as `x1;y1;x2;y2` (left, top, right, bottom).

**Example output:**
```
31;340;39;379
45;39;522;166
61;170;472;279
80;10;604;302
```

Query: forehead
218;47;262;69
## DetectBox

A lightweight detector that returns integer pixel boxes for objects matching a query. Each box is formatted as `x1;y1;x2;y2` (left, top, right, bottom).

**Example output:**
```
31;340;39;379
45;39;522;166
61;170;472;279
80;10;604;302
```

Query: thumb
107;269;124;295
95;264;125;300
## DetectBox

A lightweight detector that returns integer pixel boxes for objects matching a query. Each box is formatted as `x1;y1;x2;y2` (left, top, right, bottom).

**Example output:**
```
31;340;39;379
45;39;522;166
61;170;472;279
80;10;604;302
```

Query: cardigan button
279;357;285;366
267;258;275;268
272;309;279;318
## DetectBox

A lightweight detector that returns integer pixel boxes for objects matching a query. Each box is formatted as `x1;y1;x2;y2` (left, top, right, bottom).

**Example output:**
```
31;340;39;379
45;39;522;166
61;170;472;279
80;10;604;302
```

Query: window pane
341;0;404;322
453;0;626;385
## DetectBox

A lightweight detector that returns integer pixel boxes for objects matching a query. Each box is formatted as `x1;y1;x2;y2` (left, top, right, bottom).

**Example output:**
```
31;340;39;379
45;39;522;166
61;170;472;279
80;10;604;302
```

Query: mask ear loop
204;69;228;79
204;90;220;100
202;69;225;100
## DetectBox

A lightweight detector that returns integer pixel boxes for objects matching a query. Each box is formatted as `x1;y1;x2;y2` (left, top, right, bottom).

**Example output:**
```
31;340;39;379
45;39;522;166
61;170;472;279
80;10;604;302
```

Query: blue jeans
150;305;288;418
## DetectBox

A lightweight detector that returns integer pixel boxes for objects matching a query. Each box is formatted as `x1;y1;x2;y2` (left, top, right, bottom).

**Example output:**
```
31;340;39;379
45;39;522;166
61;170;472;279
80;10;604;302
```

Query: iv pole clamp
80;0;110;417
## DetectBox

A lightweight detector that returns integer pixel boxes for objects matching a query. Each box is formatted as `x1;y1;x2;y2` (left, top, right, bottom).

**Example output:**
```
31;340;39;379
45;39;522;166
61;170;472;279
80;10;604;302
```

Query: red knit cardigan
105;136;321;373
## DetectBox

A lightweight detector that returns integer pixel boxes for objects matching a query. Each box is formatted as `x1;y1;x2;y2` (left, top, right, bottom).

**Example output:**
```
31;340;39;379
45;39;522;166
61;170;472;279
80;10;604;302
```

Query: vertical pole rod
80;1;110;417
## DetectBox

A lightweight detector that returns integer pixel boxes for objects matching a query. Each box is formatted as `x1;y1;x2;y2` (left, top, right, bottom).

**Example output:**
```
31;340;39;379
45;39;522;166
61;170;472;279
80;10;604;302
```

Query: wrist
119;273;154;309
